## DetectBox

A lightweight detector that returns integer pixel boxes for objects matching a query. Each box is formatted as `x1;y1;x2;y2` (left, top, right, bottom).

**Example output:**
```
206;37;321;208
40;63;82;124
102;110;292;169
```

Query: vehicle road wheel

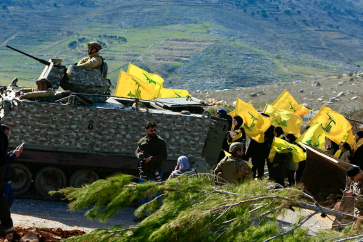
11;163;32;195
69;169;99;188
35;166;66;197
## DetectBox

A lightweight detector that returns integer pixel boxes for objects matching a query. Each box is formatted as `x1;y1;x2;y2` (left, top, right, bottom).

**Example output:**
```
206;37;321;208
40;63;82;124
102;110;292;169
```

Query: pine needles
58;173;317;241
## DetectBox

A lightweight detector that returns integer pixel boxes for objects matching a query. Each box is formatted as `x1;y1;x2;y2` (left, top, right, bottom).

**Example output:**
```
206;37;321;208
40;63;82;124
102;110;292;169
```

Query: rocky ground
0;199;138;241
0;197;338;241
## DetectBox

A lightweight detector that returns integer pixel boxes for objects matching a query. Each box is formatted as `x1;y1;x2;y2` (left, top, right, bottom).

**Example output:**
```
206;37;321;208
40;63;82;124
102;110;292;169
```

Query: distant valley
0;0;362;92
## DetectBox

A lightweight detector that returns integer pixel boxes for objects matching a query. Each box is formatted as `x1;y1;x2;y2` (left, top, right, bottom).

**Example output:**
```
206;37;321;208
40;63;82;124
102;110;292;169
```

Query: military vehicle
0;46;228;198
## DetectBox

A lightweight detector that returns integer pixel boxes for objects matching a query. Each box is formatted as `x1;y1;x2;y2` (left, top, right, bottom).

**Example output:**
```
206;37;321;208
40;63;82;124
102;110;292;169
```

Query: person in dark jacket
271;127;288;187
217;109;232;162
0;127;13;233
2;125;23;209
348;131;363;169
135;121;168;182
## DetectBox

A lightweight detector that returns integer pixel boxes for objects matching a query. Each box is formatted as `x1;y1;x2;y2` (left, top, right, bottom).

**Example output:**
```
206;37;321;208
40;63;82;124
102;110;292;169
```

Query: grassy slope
0;0;362;91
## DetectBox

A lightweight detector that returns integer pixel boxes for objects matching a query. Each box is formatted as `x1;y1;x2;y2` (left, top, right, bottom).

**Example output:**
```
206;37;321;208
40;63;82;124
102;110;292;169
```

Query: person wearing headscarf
226;115;246;147
334;142;352;163
217;109;232;162
168;156;197;180
348;131;363;169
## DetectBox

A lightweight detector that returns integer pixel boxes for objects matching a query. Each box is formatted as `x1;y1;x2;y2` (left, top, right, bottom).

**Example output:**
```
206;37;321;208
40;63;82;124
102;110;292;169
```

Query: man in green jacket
135;121;168;182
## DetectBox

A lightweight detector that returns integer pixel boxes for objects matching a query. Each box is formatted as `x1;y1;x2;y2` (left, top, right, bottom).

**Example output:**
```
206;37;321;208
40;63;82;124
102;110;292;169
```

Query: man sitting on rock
15;78;55;100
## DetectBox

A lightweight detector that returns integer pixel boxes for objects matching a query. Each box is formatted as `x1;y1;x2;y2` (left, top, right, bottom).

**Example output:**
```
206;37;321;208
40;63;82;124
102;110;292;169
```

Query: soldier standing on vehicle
15;78;55;100
214;142;253;183
77;41;104;69
344;166;363;217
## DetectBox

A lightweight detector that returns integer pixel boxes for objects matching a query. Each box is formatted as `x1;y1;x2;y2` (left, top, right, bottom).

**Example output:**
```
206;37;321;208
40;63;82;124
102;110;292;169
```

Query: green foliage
284;9;291;15
60;174;315;241
1;4;7;10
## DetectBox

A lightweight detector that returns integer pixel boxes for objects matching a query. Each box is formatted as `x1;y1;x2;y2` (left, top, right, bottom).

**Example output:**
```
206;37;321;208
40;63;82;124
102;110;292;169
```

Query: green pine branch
56;174;361;242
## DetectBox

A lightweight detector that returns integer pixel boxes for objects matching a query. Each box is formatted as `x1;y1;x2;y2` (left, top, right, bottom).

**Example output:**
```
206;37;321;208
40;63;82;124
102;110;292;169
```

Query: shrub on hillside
284;9;291;15
1;4;6;10
262;13;268;18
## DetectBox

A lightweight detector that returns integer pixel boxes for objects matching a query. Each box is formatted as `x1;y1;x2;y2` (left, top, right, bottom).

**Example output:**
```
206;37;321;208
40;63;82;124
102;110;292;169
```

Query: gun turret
6;45;50;66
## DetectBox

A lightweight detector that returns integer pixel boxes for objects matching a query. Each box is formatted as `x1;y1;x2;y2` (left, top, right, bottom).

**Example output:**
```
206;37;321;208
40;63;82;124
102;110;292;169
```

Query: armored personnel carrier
0;46;228;198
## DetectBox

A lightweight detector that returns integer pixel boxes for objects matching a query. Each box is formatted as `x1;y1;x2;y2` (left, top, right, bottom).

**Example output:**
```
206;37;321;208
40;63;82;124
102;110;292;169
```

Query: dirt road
11;199;137;232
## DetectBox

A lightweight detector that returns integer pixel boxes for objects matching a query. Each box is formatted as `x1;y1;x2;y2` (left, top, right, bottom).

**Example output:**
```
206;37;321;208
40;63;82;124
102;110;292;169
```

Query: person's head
216;109;227;119
229;142;244;157
340;142;351;152
274;126;284;137
176;156;190;171
1;125;9;137
145;121;157;139
347;166;362;182
355;131;363;142
87;41;102;55
35;78;52;90
286;134;296;143
232;115;243;129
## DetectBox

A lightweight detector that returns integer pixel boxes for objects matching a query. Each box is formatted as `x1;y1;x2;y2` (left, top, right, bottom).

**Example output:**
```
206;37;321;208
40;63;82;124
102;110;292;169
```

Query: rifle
6;45;50;66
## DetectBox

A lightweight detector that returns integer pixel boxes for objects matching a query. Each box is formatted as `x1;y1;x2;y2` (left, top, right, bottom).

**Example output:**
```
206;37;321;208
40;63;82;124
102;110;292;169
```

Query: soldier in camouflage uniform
214;142;253;183
77;41;104;69
15;78;55;100
344;166;363;217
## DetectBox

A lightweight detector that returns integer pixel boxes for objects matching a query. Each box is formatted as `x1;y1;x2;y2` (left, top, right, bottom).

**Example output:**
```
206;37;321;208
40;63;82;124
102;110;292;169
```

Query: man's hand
343;189;353;196
144;157;152;163
13;144;24;157
19;95;24;100
15;91;20;96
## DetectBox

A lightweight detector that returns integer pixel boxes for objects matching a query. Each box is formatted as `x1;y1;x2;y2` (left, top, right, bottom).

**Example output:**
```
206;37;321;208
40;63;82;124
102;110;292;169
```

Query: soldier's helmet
229;142;243;154
36;78;52;88
87;41;102;51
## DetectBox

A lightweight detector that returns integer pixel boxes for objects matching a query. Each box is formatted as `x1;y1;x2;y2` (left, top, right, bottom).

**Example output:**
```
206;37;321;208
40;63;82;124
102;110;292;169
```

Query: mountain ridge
0;0;362;91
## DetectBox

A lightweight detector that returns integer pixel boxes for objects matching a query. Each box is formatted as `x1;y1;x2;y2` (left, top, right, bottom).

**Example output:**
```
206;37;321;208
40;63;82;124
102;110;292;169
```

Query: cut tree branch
264;211;318;242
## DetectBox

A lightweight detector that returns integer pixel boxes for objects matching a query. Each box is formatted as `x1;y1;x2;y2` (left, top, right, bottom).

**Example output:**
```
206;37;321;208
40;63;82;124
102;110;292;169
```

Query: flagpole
345;117;363;125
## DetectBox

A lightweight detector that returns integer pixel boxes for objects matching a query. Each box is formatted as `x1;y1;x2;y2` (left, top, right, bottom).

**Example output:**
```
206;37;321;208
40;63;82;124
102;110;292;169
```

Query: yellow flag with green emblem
296;122;325;151
127;63;164;98
264;104;303;136
229;100;252;118
269;137;306;163
115;70;155;100
235;98;271;143
271;90;311;116
157;88;190;98
306;104;352;145
343;130;355;146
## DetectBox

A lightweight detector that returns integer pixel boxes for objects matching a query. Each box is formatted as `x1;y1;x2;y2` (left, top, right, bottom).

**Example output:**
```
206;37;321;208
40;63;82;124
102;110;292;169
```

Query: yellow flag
272;90;311;116
115;70;154;100
127;63;164;98
296;122;325;151
264;104;303;136
228;101;252;118
295;104;311;116
306;104;352;145
269;137;306;163
158;88;190;98
235;98;271;143
343;130;355;146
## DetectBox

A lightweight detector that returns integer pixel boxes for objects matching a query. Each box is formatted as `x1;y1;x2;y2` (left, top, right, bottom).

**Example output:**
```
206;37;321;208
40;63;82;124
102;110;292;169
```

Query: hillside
0;0;362;91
